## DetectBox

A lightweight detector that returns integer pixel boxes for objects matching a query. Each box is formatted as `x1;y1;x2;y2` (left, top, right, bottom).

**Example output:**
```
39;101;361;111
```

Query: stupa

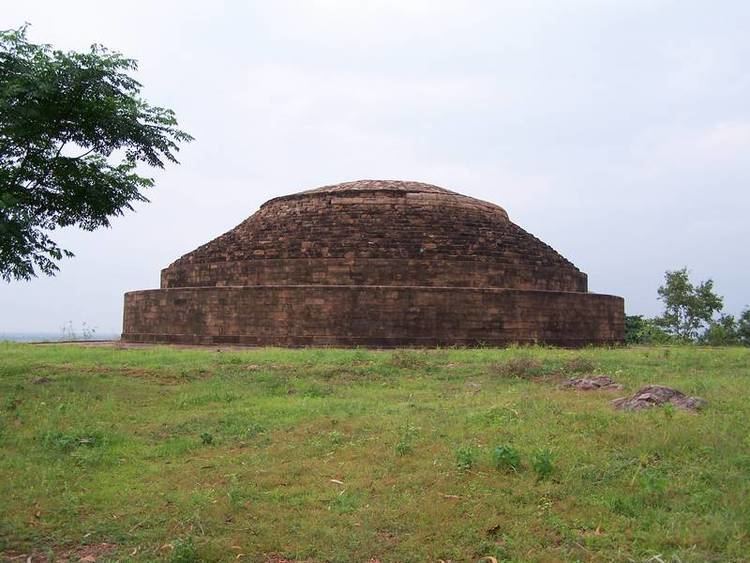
122;180;624;346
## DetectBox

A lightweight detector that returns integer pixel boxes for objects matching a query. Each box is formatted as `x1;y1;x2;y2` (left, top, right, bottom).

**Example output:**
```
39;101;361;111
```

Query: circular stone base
122;285;624;347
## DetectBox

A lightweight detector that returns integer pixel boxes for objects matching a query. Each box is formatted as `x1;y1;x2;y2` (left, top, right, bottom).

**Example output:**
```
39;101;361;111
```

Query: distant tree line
626;268;750;346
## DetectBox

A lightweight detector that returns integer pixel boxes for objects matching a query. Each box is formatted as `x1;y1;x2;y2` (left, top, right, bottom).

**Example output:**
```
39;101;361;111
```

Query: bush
625;315;673;345
701;314;740;346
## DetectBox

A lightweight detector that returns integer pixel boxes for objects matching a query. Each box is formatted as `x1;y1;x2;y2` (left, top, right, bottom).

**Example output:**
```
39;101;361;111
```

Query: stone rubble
562;375;624;390
612;385;707;412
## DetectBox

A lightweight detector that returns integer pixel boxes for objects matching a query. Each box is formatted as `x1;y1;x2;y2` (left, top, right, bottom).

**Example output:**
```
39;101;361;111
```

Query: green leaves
628;269;747;345
656;268;724;341
0;25;192;280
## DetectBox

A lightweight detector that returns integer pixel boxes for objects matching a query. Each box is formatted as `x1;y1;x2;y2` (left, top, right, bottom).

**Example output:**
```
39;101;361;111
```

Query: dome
123;180;623;347
161;180;587;292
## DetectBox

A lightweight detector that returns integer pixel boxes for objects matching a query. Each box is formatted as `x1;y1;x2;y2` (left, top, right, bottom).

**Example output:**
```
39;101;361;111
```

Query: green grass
0;343;749;562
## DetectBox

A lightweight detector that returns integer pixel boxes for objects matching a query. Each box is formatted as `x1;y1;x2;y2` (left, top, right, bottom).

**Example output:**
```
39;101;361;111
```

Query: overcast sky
2;0;749;335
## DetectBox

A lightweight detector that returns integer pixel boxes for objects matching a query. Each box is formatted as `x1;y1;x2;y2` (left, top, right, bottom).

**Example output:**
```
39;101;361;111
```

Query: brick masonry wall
122;286;624;347
163;186;587;292
161;258;588;292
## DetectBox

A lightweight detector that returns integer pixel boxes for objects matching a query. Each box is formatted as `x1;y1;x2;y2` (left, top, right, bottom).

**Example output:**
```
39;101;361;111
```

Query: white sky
2;0;749;335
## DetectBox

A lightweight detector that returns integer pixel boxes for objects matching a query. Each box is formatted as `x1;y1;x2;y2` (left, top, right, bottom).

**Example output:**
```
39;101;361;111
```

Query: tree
701;313;739;346
656;268;723;341
738;308;750;346
0;25;192;281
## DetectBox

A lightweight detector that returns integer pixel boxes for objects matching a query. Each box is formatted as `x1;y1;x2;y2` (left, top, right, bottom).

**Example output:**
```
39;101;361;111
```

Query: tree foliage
628;268;747;346
702;314;739;346
627;268;747;347
655;268;723;341
738;309;750;346
702;309;750;346
0;25;192;281
624;315;673;345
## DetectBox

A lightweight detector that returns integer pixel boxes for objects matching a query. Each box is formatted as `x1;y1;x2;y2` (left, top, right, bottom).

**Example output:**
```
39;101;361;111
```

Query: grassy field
0;343;749;562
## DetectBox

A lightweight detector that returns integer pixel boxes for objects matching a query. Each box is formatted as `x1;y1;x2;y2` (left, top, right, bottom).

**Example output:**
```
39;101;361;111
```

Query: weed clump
479;405;521;427
455;446;476;471
531;448;555;480
41;430;106;452
492;445;521;472
395;422;417;456
562;356;596;374
493;357;547;378
169;537;199;563
389;350;429;370
329;491;360;514
3;395;21;412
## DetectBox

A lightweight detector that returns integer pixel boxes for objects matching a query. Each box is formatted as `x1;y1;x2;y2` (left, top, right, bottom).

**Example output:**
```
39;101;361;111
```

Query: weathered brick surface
122;180;624;346
161;180;587;292
161;258;586;292
123;286;624;347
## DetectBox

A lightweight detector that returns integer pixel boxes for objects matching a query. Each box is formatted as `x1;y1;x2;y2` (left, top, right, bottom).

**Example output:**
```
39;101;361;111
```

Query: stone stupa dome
123;180;623;346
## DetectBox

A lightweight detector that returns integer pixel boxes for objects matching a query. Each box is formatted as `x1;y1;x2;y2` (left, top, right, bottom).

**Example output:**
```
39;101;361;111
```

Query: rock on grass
562;375;623;391
612;385;707;412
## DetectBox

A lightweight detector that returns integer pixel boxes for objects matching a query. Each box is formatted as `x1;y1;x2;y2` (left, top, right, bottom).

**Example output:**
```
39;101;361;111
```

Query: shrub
701;314;740;346
624;315;673;345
